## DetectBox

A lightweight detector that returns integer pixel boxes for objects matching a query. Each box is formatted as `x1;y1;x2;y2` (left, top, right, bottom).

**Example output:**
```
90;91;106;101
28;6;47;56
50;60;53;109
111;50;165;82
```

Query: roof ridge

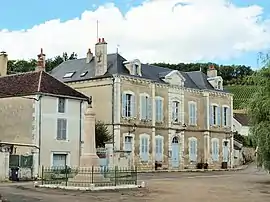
0;71;37;78
37;71;43;92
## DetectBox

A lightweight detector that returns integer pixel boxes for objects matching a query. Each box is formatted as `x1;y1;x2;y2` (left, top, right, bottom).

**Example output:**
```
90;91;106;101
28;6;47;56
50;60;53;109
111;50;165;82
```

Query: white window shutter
221;106;225;126
227;107;231;126
148;97;152;120
160;100;163;122
189;140;192;161
194;104;197;125
122;93;126;117
140;96;146;120
188;103;192;125
194;140;197;161
217;106;221;126
209;105;213;126
131;95;136;117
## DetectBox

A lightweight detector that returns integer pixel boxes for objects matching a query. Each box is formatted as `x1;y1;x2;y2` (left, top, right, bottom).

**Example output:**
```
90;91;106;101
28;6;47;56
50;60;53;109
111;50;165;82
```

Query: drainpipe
38;95;42;167
112;76;115;151
79;100;83;161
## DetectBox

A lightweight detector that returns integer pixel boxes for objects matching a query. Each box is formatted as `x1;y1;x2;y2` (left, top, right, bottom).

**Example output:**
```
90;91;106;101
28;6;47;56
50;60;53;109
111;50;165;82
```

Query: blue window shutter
216;140;219;161
217;106;221;126
195;104;198;125
172;102;176;121
209;105;213;126
140;137;144;160
122;93;126;117
227;107;231;126
155;137;162;161
141;96;147;120
131;95;136;117
144;137;149;161
194;140;197;161
148;97;152;120
222;106;225;126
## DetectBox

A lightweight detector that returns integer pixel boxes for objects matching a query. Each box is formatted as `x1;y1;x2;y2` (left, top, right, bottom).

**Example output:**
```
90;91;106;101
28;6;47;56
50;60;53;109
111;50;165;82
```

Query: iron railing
41;165;137;187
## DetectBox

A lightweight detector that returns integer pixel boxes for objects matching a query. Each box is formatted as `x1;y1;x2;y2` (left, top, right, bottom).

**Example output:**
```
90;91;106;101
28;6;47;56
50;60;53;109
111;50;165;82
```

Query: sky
1;0;270;68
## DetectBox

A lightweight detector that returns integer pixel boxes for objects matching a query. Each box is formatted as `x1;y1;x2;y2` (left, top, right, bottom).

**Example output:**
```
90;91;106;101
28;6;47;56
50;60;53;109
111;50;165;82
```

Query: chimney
36;48;46;72
95;38;108;76
86;48;93;63
207;65;217;78
0;51;8;76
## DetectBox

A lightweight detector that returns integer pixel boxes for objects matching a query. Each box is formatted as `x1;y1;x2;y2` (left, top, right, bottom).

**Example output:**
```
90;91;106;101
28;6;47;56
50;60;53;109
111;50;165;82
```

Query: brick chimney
86;48;93;63
0;51;8;76
36;48;46;72
95;38;107;76
207;65;217;78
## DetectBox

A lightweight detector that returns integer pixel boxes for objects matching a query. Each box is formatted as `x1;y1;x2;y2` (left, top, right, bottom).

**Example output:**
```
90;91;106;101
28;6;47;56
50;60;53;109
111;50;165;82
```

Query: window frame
58;98;66;113
122;91;136;118
172;100;180;123
139;93;151;121
57;118;67;140
155;96;164;123
188;101;197;126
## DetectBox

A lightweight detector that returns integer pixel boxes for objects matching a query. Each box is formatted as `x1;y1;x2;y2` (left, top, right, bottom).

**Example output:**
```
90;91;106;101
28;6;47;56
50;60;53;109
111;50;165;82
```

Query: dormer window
217;81;221;89
80;71;88;77
132;64;139;76
63;72;75;78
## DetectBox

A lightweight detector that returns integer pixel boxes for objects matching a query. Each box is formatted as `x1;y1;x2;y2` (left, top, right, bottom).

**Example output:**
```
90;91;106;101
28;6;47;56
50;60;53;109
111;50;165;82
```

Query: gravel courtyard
0;165;269;202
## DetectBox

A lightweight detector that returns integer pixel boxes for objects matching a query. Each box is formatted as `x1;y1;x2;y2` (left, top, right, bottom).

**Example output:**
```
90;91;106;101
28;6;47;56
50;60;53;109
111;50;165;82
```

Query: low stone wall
242;147;255;163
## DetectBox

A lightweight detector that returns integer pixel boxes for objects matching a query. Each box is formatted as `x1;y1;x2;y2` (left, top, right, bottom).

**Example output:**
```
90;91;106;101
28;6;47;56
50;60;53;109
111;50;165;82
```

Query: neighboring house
51;38;234;170
0;50;90;178
233;112;250;136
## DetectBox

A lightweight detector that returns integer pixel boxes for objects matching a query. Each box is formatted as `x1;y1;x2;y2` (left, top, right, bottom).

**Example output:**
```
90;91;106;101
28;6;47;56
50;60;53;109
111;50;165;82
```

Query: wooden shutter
122;93;126;117
140;95;147;120
148;97;152;120
131;95;136;117
217;106;221;126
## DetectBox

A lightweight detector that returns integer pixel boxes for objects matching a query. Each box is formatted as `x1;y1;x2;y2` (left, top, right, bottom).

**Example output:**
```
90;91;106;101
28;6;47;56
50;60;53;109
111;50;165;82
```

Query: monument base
79;153;100;167
66;153;109;187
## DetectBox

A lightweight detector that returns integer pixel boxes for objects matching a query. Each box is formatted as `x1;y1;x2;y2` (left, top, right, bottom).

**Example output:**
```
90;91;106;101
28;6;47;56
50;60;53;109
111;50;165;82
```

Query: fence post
114;166;118;186
41;166;44;185
135;166;137;185
65;165;68;186
91;165;94;183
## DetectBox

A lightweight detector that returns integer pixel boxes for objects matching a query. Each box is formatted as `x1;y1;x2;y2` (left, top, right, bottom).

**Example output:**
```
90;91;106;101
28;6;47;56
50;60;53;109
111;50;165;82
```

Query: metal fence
41;165;138;187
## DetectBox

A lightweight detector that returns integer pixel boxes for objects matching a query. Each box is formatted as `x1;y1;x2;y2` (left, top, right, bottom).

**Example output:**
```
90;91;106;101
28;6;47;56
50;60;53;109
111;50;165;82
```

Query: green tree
95;121;112;148
248;53;270;170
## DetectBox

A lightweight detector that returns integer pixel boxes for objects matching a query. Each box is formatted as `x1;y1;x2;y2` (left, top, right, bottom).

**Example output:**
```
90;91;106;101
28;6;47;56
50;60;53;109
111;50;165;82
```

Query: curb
137;165;248;173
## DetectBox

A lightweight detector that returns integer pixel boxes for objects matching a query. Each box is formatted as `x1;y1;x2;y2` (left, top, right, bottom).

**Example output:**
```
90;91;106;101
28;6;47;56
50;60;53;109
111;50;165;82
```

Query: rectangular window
188;102;197;125
172;101;179;122
57;118;67;140
58;98;66;113
155;98;163;122
122;93;135;117
53;154;67;167
140;95;151;120
124;136;133;152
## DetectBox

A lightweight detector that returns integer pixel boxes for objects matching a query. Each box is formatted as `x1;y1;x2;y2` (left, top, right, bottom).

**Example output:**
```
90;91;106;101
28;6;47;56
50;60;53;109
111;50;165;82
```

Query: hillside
224;85;258;109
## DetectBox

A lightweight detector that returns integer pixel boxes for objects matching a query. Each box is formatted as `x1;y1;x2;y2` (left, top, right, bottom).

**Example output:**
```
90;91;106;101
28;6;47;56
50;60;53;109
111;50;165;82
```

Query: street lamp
128;124;137;135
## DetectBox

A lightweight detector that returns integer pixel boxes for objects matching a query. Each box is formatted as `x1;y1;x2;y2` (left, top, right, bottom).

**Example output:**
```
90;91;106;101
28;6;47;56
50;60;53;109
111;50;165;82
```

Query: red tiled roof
0;71;89;101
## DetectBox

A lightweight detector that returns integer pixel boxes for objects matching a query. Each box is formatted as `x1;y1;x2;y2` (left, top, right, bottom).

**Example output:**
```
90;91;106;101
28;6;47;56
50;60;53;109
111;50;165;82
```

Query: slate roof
233;113;250;126
51;53;225;92
0;71;89;101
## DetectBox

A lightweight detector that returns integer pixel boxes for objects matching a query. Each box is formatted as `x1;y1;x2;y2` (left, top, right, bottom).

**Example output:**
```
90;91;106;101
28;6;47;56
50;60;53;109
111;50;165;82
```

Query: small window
57;118;67;140
58;98;65;113
217;81;222;89
63;72;75;78
80;71;88;77
172;101;180;122
124;136;133;151
53;154;67;167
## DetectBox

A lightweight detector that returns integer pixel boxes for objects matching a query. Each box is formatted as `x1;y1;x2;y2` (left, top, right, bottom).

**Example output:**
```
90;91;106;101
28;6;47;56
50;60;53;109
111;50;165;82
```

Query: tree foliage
7;52;77;74
95;121;112;148
248;53;270;170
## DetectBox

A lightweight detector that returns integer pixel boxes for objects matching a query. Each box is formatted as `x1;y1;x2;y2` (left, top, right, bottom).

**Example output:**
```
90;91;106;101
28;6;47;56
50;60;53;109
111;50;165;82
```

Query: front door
223;142;229;162
171;137;179;168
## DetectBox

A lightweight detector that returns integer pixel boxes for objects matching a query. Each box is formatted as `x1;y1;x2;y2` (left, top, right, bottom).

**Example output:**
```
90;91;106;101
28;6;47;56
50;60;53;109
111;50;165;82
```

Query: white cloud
0;0;270;64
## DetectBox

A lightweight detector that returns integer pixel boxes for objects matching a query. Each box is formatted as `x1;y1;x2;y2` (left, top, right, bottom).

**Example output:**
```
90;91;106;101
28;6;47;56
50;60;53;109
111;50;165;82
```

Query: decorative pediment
162;70;185;86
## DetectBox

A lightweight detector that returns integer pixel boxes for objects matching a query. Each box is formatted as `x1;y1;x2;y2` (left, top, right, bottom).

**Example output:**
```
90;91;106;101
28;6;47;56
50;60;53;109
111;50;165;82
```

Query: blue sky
0;0;269;68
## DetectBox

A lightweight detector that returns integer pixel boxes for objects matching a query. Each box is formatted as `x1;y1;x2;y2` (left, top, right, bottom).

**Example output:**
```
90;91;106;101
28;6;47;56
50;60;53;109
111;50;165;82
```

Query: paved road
0;165;269;201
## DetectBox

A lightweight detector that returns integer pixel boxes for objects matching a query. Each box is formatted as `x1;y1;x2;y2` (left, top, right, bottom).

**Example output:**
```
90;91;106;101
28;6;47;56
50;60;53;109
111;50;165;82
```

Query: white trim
122;90;135;95
122;133;135;152
51;151;71;167
165;70;186;82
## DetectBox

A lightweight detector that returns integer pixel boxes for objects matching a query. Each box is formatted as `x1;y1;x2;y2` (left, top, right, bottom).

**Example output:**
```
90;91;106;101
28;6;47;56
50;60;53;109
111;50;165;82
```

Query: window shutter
155;99;159;121
209;105;213;126
160;100;163;122
57;119;61;139
156;137;162;162
189;140;192;161
143;137;149;161
140;96;147;120
140;137;144;159
216;140;219;161
188;103;192;125
221;106;225;126
172;102;176;121
122;93;126;117
194;104;197;125
217;106;221;126
148;97;152;120
194;140;197;161
62;119;67;139
227;107;231;127
131;95;136;117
